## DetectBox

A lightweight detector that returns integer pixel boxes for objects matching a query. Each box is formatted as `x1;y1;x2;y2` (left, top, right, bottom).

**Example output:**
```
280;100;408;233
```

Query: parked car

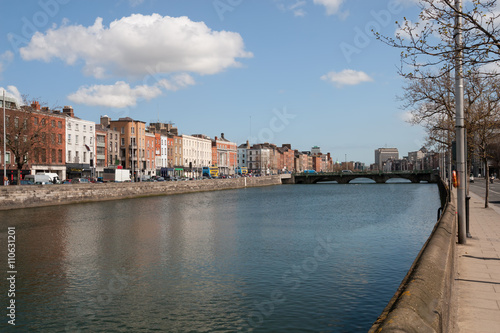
71;178;90;184
62;180;72;184
20;180;34;185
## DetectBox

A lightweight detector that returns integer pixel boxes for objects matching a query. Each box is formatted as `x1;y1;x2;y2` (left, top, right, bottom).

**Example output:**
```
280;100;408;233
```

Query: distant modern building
375;148;399;170
311;146;321;155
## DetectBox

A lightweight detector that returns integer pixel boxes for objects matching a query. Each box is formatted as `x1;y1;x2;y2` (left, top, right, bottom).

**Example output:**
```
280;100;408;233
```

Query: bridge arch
293;171;438;184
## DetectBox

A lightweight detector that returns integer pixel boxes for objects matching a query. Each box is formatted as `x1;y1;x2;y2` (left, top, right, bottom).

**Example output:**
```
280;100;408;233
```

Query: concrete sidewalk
452;191;500;333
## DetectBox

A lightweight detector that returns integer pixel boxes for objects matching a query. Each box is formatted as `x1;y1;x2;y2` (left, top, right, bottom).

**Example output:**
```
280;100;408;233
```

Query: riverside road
469;178;500;207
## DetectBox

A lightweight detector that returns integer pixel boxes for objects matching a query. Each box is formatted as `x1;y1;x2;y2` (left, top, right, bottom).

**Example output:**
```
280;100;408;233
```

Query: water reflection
0;184;439;332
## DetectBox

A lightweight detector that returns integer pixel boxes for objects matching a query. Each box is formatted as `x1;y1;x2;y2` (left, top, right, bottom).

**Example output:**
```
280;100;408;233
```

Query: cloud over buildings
20;13;252;107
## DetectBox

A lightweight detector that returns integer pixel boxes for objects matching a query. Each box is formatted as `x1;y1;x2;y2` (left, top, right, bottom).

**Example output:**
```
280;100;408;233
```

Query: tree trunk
484;157;489;208
16;168;21;186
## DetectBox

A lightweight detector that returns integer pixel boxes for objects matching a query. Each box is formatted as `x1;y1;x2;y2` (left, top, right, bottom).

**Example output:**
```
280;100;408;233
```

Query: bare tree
401;69;500;205
0;100;52;184
377;0;500;78
467;75;500;206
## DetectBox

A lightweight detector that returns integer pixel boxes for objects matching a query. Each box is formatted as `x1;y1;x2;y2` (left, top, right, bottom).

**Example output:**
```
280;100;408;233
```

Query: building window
34;117;38;125
51;149;56;163
90;126;93;132
51;133;56;144
75;135;79;144
75;124;79;131
68;134;71;144
5;152;10;164
68;122;71;130
14;117;19;128
83;125;86;132
121;138;125;146
58;134;62;144
83;136;86;144
68;151;71;162
83;152;86;163
58;121;62;128
90;137;93;145
75;151;79;162
131;127;134;134
51;120;55;127
121;127;124;134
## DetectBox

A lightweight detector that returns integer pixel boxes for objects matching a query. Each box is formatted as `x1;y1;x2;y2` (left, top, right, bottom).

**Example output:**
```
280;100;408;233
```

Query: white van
39;173;61;184
25;174;53;185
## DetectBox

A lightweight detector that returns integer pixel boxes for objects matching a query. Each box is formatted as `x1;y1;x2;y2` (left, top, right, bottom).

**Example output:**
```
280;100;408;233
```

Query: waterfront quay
451;188;500;332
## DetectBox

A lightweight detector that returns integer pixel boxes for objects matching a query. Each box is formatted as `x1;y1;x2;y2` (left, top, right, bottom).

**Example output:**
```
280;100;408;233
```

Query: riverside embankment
0;175;282;210
369;180;456;333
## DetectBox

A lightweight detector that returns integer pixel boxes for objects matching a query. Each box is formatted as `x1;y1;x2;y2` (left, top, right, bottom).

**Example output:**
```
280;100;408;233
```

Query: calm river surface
0;183;440;332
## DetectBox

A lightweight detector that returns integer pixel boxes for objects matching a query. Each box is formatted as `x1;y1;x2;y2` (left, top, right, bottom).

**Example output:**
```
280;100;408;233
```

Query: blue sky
0;0;425;164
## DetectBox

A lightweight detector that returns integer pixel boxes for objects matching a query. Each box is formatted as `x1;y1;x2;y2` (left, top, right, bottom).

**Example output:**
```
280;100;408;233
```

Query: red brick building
1;99;66;183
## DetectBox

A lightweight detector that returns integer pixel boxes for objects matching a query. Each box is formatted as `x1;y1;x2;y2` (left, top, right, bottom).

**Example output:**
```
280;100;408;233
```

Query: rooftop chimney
100;115;111;128
31;101;41;111
63;106;74;118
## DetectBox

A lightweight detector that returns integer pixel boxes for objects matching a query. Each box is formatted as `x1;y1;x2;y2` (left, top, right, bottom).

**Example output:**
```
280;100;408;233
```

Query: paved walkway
452;191;500;333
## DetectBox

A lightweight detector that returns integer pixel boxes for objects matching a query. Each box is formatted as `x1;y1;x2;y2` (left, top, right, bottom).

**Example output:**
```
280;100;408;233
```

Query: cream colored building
182;134;212;177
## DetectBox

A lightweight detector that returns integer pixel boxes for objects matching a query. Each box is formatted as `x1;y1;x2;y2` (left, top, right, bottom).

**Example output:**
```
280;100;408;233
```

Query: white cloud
67;73;196;108
313;0;347;16
0;50;14;74
398;110;415;123
156;73;196;91
321;69;373;87
68;81;163;108
20;14;253;79
0;85;23;106
275;0;307;17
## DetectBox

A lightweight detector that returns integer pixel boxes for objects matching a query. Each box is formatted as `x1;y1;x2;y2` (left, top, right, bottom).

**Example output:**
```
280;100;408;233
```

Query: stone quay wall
0;176;282;211
369;180;456;333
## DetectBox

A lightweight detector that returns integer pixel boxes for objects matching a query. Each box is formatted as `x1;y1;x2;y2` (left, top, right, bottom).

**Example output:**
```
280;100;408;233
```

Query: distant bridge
284;170;439;184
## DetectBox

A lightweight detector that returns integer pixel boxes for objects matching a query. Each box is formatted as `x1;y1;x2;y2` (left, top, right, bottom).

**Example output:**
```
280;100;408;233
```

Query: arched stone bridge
286;171;439;184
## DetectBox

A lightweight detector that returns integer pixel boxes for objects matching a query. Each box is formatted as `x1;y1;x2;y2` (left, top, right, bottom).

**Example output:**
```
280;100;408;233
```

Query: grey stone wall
0;176;282;211
369;183;456;333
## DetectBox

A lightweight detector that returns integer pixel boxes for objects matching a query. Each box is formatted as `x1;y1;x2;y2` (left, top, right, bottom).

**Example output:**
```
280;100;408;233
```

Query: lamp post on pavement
3;90;6;186
455;0;467;244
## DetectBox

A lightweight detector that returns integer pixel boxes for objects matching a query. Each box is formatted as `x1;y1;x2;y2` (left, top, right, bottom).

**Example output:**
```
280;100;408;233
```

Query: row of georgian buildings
1;96;352;182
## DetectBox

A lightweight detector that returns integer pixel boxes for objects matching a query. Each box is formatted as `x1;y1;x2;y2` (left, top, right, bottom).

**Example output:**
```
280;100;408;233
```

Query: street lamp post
3;90;6;186
455;0;467;244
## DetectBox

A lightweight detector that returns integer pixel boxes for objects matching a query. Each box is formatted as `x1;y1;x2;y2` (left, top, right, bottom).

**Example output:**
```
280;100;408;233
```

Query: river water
0;183;439;332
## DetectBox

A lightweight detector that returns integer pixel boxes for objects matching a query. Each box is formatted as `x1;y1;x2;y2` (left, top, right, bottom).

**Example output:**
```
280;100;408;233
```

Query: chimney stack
31;101;41;111
100;115;111;128
63;106;74;118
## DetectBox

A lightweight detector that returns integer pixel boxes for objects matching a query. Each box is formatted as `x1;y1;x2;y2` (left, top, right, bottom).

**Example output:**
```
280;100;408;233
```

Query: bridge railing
294;170;436;176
